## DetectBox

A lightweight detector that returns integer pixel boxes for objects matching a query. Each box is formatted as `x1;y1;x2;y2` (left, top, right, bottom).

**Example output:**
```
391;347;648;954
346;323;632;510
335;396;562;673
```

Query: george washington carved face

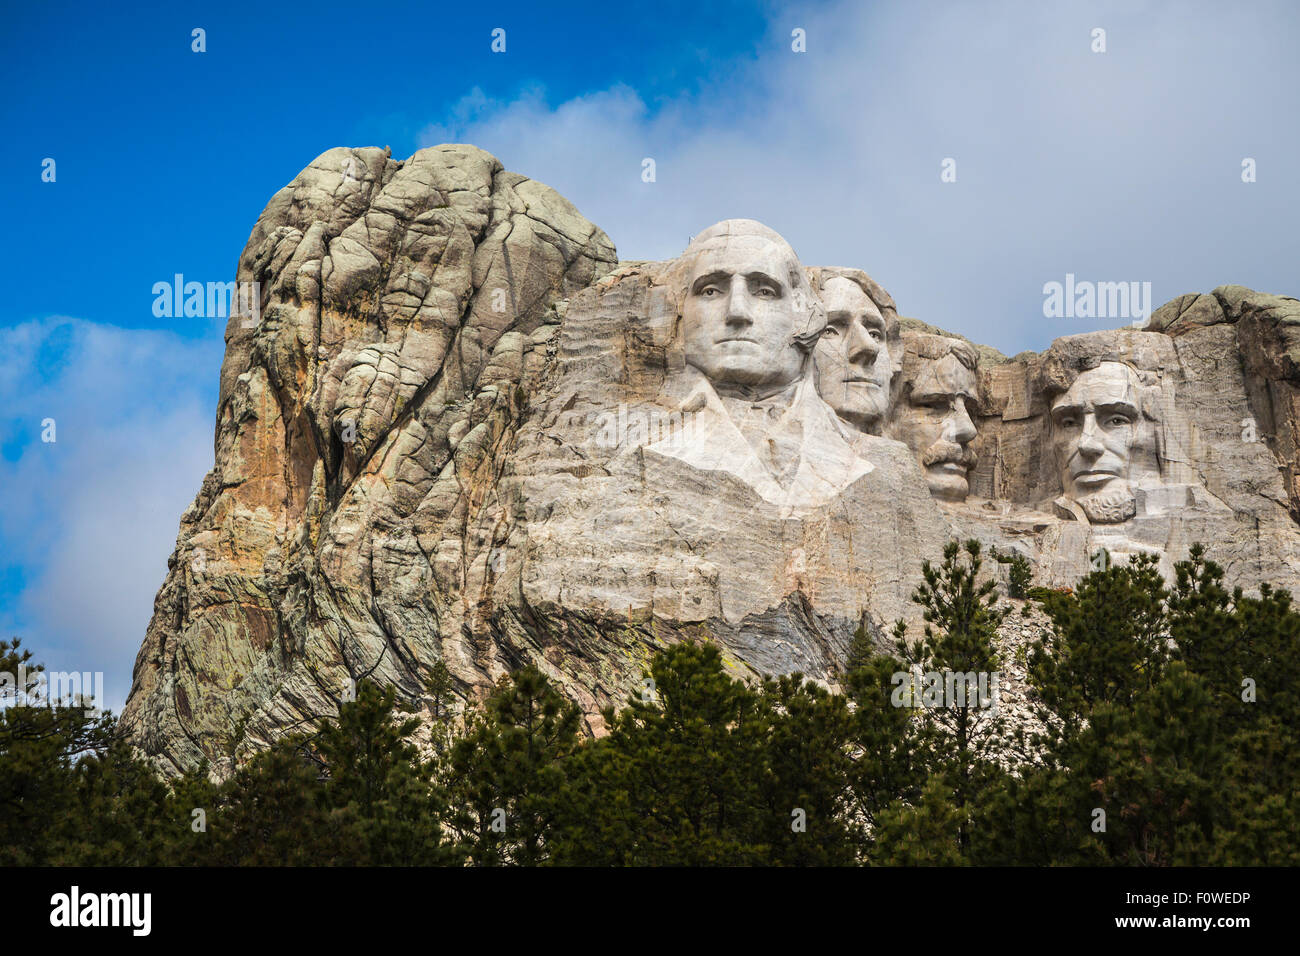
677;221;822;390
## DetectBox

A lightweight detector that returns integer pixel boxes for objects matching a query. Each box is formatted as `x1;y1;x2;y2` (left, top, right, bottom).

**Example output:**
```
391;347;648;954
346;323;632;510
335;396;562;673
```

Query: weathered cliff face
120;145;618;773
121;145;1300;775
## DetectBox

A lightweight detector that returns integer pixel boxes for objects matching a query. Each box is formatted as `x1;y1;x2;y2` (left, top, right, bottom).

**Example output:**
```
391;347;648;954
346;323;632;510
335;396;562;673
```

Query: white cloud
0;317;222;715
419;0;1300;354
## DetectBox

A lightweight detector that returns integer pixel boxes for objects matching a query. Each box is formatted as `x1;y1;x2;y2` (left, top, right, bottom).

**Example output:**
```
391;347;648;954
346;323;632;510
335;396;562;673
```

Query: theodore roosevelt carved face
677;220;822;390
892;336;980;502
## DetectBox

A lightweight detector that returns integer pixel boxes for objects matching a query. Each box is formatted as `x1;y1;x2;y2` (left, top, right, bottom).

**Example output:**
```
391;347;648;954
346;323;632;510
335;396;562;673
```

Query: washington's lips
929;461;968;474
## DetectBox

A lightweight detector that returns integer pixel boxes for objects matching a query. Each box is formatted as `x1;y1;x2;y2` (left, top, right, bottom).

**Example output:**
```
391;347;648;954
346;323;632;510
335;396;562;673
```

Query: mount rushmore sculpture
120;145;1300;773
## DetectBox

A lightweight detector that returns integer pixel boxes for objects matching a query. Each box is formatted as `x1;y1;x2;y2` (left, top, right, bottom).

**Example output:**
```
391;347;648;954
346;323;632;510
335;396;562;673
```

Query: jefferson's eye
869;329;884;342
756;286;777;298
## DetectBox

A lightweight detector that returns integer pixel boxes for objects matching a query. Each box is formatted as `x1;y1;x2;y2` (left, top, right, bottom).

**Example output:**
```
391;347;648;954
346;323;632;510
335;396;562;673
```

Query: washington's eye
700;286;721;297
756;286;777;298
823;325;841;337
869;328;884;342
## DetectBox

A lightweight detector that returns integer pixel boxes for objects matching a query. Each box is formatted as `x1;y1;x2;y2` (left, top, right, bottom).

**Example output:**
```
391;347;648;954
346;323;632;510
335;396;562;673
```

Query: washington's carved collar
645;367;874;513
716;380;805;488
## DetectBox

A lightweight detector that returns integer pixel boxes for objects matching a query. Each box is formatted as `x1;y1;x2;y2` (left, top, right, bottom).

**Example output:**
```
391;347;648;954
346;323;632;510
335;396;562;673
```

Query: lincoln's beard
1076;481;1137;524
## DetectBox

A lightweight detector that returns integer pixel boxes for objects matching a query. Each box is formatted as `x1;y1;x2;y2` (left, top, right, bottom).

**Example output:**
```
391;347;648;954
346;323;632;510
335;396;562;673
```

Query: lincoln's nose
1077;415;1105;457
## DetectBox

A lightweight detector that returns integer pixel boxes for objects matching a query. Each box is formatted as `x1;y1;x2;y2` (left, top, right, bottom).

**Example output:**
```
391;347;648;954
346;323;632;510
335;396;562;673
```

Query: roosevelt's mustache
922;440;977;470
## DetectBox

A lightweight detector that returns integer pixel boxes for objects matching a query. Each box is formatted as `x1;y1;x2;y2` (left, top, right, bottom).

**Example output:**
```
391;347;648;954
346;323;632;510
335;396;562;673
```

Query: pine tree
439;666;581;865
307;681;448;865
0;638;127;865
551;641;770;865
840;623;927;860
753;673;857;865
889;540;1010;859
205;739;364;865
1029;551;1169;732
993;547;1272;865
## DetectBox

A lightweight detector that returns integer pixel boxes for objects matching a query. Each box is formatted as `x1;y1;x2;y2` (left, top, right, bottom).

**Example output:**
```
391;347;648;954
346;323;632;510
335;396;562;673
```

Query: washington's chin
699;357;786;384
925;465;969;501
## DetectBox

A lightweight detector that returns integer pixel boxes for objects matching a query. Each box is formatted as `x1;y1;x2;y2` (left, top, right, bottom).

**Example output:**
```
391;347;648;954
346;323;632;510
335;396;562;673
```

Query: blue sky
2;0;1298;713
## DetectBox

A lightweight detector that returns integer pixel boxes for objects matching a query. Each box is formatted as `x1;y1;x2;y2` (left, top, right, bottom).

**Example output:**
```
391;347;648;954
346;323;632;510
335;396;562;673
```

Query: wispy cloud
0;317;222;714
419;0;1300;354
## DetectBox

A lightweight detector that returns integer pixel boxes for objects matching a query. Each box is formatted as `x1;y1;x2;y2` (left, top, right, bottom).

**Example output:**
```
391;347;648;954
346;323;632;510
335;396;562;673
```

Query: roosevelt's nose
944;399;977;444
724;275;755;327
846;320;882;369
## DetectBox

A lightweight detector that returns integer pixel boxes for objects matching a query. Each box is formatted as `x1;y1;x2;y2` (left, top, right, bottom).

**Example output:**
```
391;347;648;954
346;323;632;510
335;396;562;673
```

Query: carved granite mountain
120;145;1300;774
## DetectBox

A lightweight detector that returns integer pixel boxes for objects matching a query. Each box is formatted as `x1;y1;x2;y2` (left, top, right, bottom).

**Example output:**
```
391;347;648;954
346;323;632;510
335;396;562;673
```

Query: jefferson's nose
846;320;881;368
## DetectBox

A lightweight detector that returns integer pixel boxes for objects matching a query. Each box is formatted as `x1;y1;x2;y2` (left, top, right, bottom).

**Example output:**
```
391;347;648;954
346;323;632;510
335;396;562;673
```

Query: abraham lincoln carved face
1049;361;1159;522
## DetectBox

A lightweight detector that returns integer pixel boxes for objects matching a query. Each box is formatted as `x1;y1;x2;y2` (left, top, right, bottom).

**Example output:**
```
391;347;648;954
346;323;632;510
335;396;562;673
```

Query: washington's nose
724;275;755;326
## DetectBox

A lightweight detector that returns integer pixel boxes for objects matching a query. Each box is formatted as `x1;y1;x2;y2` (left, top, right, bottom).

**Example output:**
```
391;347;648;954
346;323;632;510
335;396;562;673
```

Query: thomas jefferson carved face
893;344;979;501
814;277;893;431
1050;362;1158;523
680;224;817;389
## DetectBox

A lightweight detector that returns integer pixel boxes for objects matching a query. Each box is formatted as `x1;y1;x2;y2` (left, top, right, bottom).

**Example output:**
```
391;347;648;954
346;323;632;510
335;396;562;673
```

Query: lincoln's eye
1107;415;1131;427
1059;416;1078;428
